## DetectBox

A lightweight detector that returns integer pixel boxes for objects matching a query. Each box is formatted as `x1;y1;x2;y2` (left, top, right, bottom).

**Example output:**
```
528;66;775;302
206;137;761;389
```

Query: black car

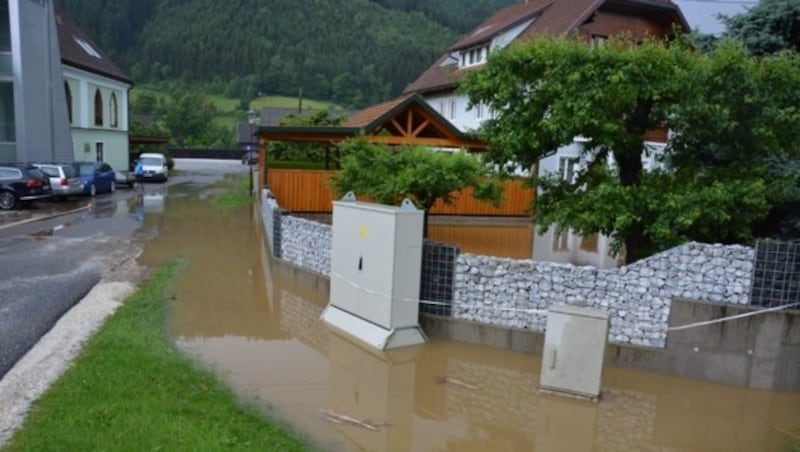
0;163;53;210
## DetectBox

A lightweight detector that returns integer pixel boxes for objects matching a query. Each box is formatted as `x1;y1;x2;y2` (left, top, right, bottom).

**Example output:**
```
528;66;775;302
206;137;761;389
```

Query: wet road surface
135;182;800;452
0;159;248;379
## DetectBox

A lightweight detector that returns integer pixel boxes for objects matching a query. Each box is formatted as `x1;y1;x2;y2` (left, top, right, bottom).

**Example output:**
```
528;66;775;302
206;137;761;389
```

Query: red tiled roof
404;0;688;95
341;94;413;128
55;6;132;85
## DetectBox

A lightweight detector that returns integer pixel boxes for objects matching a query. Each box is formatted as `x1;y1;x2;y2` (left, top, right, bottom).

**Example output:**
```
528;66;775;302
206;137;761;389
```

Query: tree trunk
616;148;647;264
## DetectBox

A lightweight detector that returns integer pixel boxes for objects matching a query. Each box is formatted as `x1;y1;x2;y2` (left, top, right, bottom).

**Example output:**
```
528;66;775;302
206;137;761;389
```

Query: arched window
110;92;118;128
64;81;73;124
94;89;103;126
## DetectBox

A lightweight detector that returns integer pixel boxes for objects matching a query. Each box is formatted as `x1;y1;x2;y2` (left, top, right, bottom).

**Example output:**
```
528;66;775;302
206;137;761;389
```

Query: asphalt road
0;159;249;378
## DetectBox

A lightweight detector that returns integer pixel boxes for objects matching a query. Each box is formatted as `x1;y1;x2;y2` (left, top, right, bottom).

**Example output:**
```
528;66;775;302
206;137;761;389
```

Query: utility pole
298;87;303;114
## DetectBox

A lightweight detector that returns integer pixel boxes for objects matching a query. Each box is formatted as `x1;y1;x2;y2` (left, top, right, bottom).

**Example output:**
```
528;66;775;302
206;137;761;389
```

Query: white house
56;6;132;172
403;0;688;268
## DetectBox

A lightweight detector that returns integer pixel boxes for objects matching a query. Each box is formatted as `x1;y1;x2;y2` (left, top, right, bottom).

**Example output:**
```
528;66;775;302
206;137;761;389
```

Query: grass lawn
5;261;308;451
250;95;338;111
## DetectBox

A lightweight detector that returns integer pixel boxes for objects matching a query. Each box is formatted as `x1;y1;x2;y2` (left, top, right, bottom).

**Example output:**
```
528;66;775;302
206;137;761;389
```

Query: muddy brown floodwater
138;183;800;452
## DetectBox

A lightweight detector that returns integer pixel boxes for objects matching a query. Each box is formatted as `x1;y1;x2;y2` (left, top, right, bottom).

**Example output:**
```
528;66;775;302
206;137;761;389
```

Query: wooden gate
267;169;534;216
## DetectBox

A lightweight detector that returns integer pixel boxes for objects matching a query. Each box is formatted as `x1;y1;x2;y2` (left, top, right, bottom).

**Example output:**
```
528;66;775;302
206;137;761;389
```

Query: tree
268;110;346;162
722;0;800;55
461;36;797;263
162;90;216;146
462;37;704;263
669;40;800;240
331;139;501;236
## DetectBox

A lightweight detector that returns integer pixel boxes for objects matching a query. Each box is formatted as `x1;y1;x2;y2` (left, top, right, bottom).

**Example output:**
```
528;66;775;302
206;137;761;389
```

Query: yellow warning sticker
359;225;368;239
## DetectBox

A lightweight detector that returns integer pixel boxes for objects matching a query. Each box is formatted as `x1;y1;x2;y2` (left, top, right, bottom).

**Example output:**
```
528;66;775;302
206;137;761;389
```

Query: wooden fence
267;169;534;216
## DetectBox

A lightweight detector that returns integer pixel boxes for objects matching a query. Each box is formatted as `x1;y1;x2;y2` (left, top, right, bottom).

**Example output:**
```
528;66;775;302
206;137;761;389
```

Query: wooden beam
406;109;413;136
368;135;483;149
259;136;269;188
411;119;430;137
390;117;408;137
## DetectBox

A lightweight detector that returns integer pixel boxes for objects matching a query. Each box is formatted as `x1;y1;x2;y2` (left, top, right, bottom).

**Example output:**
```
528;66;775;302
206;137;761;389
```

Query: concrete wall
421;298;800;391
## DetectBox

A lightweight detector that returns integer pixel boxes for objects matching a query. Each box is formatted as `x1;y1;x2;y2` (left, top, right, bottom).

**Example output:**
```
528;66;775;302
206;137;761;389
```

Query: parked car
72;161;116;196
0;163;53;210
241;151;258;166
32;163;83;199
137;153;168;182
115;170;136;188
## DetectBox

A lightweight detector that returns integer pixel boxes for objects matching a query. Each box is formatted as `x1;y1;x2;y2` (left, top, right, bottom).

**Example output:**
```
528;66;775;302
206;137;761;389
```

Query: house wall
63;65;130;168
579;10;671;41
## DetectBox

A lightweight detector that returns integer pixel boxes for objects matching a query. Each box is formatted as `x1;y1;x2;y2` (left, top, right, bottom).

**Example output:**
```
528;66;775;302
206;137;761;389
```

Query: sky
672;0;756;34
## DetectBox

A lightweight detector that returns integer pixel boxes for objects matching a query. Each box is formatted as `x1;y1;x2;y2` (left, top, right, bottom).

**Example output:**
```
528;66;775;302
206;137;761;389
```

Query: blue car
72;161;117;196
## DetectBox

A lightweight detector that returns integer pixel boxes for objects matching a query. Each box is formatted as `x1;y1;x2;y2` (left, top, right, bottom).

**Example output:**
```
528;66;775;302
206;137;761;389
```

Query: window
0;81;14;142
74;37;102;59
110;92;118;128
449;100;456;120
95;142;104;162
475;102;484;119
439;102;446;115
558;156;579;183
580;233;599;253
0;4;10;52
590;35;607;49
0;167;21;179
65;82;73;124
553;230;570;252
94;89;103;126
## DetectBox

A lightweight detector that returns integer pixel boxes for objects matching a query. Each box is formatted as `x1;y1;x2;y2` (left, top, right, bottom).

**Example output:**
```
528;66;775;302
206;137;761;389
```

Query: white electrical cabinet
539;305;610;400
322;194;427;350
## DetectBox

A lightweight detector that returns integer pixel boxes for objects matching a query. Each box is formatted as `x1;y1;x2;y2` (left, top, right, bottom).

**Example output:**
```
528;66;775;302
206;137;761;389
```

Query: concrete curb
0;204;92;232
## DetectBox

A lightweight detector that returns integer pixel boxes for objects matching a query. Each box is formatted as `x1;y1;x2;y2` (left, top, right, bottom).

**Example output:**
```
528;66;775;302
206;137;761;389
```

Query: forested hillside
60;0;515;107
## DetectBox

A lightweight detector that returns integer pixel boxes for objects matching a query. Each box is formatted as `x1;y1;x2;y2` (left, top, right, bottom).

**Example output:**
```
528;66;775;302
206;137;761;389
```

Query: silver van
138;153;168;182
33;163;83;199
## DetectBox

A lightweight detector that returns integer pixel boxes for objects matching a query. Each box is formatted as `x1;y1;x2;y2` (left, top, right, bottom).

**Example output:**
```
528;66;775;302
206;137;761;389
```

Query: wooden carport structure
254;94;486;188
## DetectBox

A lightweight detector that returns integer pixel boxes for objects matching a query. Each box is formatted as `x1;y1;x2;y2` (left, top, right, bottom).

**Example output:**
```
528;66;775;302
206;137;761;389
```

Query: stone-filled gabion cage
750;240;800;307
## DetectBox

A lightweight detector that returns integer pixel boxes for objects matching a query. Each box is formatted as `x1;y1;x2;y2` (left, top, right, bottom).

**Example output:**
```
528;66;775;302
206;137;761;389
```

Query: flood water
138;180;800;452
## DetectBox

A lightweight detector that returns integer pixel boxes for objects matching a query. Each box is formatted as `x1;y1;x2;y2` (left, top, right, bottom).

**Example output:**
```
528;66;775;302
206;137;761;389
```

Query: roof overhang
256;94;486;151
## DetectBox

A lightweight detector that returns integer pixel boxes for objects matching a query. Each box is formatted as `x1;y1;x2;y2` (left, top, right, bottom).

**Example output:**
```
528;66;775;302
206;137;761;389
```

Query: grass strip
5;261;307;451
214;175;253;210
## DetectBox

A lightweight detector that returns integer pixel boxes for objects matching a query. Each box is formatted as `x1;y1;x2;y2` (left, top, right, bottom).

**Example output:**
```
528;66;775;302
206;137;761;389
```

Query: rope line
667;302;800;331
330;273;800;331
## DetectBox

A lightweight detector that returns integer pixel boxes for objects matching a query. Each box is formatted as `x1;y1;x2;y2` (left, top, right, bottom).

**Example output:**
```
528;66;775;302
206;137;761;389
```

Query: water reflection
139;186;800;452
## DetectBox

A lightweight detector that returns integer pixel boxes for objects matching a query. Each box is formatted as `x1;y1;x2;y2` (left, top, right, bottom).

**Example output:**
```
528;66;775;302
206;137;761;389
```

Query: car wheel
0;190;16;210
110;181;116;193
89;183;97;197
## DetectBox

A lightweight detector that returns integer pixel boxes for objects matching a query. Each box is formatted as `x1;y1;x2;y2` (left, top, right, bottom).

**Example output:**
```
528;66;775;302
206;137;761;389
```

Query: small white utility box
539;305;610;400
322;193;427;350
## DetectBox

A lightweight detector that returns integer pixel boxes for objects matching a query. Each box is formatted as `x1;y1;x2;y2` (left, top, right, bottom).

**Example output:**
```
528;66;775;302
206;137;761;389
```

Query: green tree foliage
269;110;346;162
371;0;515;32
60;0;465;107
331;139;501;235
722;0;800;55
669;40;800;241
462;37;799;263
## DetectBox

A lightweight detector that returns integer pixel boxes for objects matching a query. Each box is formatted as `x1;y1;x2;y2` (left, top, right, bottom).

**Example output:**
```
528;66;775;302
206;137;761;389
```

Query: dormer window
459;44;491;68
74;37;102;59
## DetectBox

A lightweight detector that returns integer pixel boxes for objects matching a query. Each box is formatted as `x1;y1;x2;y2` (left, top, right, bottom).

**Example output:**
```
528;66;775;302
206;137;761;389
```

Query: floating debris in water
317;409;388;432
436;376;481;390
